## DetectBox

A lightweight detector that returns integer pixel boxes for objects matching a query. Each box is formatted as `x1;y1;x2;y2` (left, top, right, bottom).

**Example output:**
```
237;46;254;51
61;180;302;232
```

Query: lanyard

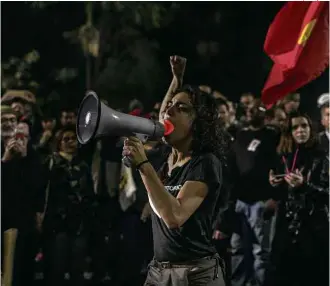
282;148;299;174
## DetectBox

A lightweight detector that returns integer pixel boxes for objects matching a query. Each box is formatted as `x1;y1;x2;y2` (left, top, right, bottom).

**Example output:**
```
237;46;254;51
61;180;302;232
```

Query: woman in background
269;112;329;286
41;126;96;286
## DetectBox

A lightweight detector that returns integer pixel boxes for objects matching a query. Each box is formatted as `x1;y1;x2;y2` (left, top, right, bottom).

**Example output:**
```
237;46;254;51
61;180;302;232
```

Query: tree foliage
14;1;180;109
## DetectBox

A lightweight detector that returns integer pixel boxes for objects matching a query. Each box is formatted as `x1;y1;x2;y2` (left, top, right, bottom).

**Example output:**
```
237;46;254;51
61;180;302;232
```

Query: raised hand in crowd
39;129;53;145
170;55;187;80
159;55;187;122
2;137;27;162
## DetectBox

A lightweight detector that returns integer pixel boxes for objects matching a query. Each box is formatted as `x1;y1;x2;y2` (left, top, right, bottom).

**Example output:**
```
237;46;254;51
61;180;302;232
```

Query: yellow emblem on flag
298;19;317;46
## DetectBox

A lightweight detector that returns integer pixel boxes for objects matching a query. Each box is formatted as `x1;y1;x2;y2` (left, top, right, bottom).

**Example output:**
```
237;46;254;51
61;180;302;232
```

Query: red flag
261;2;329;108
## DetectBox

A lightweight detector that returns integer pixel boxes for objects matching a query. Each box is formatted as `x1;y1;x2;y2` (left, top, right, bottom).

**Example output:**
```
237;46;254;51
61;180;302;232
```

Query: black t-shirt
151;153;223;262
231;126;280;202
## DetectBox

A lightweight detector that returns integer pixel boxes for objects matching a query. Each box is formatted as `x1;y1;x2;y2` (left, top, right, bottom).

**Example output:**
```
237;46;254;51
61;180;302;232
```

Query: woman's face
60;131;78;153
11;102;25;117
162;92;196;147
291;116;311;144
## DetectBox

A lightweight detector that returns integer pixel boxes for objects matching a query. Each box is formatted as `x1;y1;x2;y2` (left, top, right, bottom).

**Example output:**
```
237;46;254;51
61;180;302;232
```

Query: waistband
151;253;223;280
152;253;220;269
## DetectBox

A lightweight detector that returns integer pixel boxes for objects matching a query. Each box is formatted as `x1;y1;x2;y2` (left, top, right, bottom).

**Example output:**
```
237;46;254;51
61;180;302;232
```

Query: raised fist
170;55;187;79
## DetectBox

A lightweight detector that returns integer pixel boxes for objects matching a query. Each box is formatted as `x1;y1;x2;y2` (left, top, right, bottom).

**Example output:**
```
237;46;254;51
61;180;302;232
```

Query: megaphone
76;90;174;146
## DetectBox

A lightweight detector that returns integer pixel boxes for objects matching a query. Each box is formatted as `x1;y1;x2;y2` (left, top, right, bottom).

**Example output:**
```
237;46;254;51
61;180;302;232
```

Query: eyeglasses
62;136;76;143
2;117;17;124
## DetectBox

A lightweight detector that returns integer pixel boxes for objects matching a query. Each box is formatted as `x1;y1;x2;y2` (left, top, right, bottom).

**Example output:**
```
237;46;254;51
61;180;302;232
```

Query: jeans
144;254;226;286
230;200;276;286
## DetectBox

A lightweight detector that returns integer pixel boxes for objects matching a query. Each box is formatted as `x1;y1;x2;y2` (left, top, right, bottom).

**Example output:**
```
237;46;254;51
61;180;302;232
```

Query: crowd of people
1;56;329;286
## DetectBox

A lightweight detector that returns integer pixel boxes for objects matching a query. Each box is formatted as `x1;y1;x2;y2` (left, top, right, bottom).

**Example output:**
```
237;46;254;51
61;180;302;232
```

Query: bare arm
159;77;181;121
139;162;208;229
159;55;186;122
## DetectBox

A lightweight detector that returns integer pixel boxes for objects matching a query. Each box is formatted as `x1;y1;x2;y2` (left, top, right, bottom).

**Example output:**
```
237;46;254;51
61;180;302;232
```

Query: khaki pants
3;228;18;286
144;254;226;286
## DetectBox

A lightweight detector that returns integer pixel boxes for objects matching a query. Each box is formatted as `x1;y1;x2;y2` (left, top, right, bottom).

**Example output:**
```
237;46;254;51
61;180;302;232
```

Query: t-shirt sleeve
185;153;222;192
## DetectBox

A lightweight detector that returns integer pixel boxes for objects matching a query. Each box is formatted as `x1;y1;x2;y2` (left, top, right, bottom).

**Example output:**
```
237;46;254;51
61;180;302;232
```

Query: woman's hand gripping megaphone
122;120;174;168
122;136;148;168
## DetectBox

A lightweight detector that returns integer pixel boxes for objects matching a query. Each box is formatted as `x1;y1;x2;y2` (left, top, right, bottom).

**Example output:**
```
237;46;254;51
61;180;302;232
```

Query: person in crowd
149;102;161;121
1;105;18;143
35;113;57;157
230;99;280;286
1;90;43;142
237;93;255;124
216;98;241;139
318;101;329;154
108;139;171;286
59;107;77;128
41;126;96;286
240;93;255;110
268;112;329;286
279;93;300;115
1;90;36;121
2;120;45;286
264;107;287;132
122;55;229;286
128;98;145;116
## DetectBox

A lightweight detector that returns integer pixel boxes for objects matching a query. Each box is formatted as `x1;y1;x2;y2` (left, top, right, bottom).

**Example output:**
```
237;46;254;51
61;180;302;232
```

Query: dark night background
1;1;329;116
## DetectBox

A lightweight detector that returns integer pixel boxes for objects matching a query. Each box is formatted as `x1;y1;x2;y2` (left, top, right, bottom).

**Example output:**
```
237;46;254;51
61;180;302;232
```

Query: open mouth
163;119;174;136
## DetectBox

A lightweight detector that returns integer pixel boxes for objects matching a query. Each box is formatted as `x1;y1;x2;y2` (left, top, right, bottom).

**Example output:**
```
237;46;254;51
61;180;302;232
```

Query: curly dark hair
175;85;230;165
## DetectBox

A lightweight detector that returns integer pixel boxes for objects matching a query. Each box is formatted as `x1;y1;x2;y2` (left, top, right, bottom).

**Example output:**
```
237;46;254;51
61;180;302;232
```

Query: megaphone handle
122;156;132;167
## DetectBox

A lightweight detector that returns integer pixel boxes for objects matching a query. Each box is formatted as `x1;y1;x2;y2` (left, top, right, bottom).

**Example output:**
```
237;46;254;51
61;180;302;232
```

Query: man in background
318;93;329;154
230;100;279;286
2;120;45;286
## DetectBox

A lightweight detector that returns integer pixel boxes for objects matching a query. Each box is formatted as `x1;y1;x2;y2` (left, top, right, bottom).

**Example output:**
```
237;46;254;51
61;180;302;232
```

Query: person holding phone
268;112;329;286
2;121;45;286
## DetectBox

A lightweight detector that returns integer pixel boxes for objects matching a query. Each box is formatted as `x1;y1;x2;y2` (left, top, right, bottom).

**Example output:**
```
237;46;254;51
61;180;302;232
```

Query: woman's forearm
159;76;182;121
139;162;180;227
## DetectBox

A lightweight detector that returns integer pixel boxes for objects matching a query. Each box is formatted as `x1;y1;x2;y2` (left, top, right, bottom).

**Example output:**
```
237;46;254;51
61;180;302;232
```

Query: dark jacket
42;153;96;236
2;147;46;232
272;145;328;243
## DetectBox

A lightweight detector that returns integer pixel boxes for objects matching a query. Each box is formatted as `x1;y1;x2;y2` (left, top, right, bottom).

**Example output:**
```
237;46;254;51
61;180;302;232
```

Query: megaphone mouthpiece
163;120;174;136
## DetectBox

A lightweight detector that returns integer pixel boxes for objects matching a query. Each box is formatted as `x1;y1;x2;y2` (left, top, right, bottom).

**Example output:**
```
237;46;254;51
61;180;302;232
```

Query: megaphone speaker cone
76;91;101;144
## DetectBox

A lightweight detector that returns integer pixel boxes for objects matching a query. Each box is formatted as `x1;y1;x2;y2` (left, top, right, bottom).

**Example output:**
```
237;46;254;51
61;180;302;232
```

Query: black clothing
227;122;241;139
318;131;329;154
12;230;39;286
1;147;45;286
152;153;223;262
34;133;54;158
231;126;279;203
42;153;96;236
272;146;328;241
269;146;329;286
2;148;45;232
43;233;88;286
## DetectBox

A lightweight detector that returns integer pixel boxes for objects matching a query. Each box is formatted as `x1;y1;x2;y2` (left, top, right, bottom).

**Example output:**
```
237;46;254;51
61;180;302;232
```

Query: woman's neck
170;146;192;168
